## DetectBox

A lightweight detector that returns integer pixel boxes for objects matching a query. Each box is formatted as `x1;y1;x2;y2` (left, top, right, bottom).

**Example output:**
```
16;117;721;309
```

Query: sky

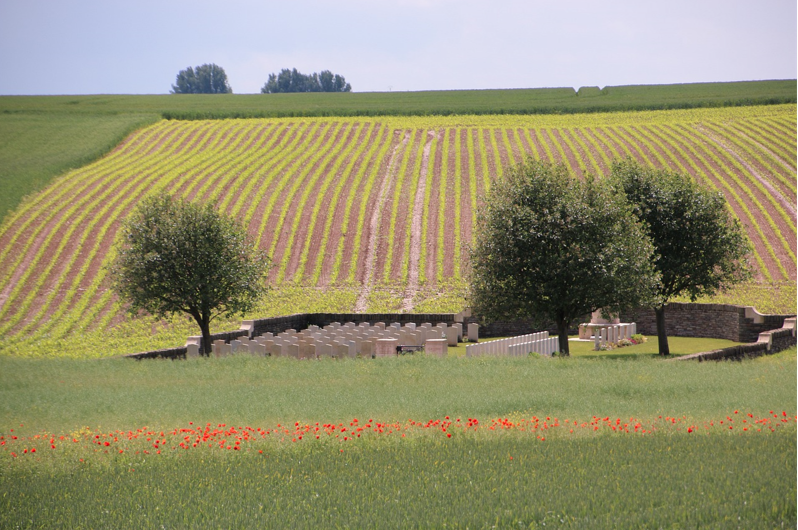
0;0;795;95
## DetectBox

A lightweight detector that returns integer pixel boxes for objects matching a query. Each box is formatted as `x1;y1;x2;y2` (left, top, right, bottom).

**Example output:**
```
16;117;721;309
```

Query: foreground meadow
1;349;795;527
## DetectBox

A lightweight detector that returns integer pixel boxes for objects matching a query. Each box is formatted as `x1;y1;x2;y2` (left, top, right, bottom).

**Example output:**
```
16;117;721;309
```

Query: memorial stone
468;323;479;342
376;338;398;357
425;339;447;357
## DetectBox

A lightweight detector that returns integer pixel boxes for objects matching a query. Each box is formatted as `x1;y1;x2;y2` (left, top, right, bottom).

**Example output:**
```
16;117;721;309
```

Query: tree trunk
192;313;212;357
655;305;670;356
557;318;570;356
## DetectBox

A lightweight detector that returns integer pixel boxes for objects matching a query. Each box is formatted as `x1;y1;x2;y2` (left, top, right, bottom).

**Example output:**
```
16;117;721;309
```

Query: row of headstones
465;332;553;357
187;321;481;358
592;323;637;350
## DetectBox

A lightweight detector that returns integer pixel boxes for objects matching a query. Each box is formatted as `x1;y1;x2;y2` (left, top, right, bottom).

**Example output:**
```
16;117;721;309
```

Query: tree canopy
110;193;269;355
172;64;232;94
469;159;659;355
611;159;751;355
261;68;351;93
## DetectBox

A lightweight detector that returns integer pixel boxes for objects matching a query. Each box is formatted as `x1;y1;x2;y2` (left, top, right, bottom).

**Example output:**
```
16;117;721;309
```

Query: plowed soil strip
387;130;423;282
724;125;796;195
401;130;437;311
0;124;199;323
354;130;409;312
270;124;345;283
671;125;786;280
321;124;382;285
422;129;444;285
551;129;584;178
699;125;796;218
15;124;222;335
335;124;390;284
458;128;473;277
291;123;364;283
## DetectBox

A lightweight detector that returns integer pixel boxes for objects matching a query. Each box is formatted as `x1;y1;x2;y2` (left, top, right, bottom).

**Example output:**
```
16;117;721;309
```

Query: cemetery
126;302;797;361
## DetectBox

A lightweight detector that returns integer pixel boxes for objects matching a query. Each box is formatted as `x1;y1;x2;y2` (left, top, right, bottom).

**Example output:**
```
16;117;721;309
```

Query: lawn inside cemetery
1;346;795;527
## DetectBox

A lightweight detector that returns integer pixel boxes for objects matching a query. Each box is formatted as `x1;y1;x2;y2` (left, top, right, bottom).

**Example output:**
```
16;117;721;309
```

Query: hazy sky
1;0;795;95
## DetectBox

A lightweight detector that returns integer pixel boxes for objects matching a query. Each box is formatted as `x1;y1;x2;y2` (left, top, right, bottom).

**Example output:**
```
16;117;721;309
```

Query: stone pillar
186;344;200;358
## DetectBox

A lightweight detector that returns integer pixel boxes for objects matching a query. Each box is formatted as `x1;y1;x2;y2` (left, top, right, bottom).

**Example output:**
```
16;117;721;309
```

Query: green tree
611;159;752;355
172;64;232;94
261;68;351;93
111;193;269;355
469;159;659;355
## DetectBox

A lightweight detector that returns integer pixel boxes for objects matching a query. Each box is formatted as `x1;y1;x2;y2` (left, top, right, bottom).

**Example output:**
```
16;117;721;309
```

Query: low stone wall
675;321;796;362
620;303;795;343
126;346;188;360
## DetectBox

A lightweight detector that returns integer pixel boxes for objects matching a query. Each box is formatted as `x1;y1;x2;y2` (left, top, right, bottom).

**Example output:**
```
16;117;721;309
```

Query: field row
0;105;794;354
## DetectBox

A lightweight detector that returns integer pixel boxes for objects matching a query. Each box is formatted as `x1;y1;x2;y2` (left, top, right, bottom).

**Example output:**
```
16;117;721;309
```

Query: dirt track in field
401;130;438;311
354;129;409;312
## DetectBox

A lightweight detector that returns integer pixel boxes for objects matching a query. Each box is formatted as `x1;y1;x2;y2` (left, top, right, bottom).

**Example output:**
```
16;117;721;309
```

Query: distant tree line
261;69;351;94
171;64;352;94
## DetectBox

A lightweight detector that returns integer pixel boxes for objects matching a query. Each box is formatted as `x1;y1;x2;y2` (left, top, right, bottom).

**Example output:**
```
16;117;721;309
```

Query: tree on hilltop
611;159;751;355
468;159;659;356
110;193;270;355
172;64;232;94
261;68;351;93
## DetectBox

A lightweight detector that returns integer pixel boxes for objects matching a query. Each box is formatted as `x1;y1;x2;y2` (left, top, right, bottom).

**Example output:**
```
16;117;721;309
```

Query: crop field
0;104;795;357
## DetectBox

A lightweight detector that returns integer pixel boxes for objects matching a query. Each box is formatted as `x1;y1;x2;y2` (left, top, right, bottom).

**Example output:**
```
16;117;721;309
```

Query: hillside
1;80;794;222
0;104;795;357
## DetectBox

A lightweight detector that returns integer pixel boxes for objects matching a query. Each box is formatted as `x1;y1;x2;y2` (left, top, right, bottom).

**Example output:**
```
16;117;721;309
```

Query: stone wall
620;303;795;343
126;346;188;360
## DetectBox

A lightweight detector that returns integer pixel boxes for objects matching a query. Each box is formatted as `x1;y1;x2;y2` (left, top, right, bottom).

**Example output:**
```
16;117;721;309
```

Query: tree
111;193;269;355
469;159;659;356
261;68;351;93
611;159;752;355
172;64;232;94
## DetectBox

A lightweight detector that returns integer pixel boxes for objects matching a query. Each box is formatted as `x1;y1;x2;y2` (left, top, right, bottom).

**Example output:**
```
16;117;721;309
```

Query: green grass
1;347;793;434
0;112;159;221
0;349;795;527
2;433;794;528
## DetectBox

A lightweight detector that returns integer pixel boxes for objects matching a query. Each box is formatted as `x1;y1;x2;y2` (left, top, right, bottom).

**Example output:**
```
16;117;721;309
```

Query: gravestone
376;338;398;357
186;344;200;358
445;326;458;346
425;339;447;357
468;323;479;342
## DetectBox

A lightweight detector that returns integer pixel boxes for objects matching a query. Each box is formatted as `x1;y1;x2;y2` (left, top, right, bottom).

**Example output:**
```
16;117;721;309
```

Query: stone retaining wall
620;303;794;343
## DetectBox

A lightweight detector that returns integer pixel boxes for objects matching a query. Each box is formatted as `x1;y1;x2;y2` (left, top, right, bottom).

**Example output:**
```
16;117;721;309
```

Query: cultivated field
0;105;795;357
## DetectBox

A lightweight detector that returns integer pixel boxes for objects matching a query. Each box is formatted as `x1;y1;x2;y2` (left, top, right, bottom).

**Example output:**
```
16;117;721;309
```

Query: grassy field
1;348;795;526
0;112;159;220
2;80;794;119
